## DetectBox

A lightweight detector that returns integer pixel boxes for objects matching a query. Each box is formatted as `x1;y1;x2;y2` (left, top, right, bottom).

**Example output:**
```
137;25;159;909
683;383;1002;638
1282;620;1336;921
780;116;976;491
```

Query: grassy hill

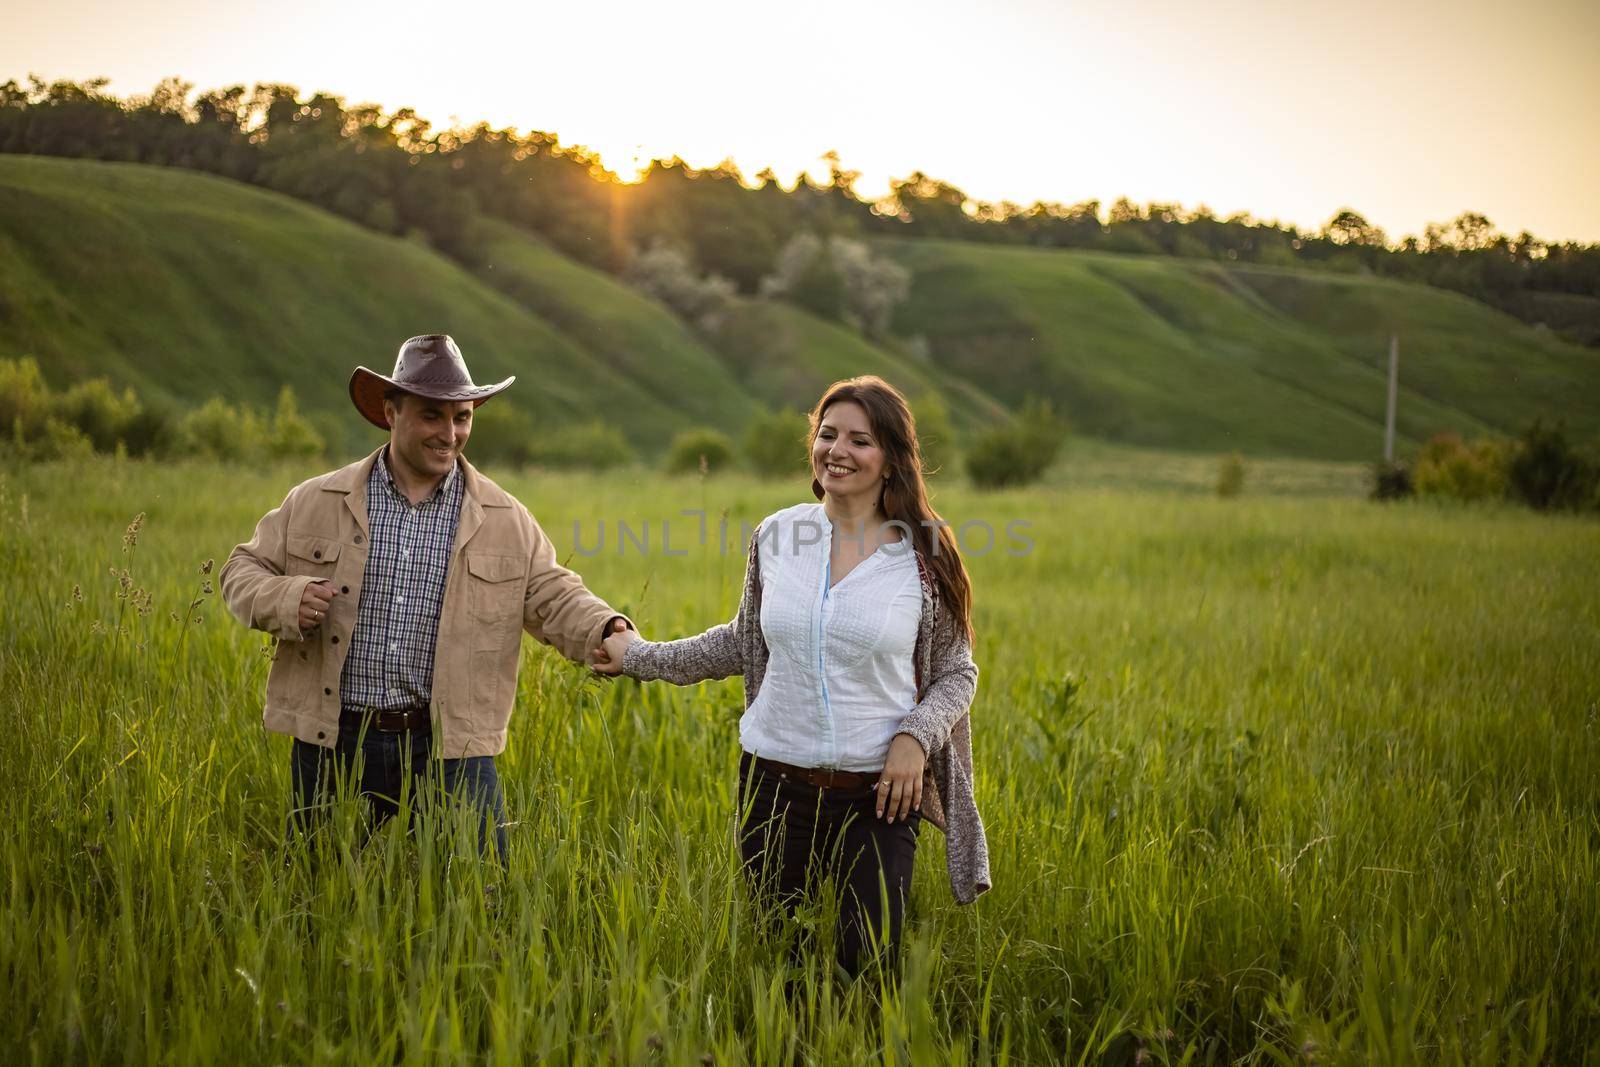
470;220;1010;434
5;155;1595;464
706;298;1009;432
0;156;707;452
882;239;1600;460
0;156;982;455
471;220;764;432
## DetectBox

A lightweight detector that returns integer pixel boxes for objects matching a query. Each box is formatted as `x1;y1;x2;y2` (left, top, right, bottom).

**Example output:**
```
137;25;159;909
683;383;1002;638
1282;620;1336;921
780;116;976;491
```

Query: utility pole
1384;333;1399;462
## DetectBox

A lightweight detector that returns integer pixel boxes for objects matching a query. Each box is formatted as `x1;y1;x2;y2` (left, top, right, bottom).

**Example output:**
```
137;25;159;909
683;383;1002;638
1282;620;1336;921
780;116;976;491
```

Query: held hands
589;618;639;675
877;733;927;823
297;579;337;635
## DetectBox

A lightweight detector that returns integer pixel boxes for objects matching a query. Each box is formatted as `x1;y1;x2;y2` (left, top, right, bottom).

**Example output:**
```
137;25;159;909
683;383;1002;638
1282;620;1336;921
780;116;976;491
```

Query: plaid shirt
339;448;466;713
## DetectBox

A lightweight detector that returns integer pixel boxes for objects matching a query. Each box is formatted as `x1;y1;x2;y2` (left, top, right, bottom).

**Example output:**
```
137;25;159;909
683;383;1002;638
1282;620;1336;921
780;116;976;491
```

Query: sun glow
2;0;1596;241
571;137;652;184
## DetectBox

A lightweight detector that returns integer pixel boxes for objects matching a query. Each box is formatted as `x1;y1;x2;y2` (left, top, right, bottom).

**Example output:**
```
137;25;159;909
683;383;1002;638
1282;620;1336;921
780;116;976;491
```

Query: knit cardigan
620;521;991;904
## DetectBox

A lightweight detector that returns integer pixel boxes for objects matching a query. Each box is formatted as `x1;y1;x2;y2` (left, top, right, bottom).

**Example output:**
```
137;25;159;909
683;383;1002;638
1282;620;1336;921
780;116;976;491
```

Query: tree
887;172;973;237
1446;212;1498;253
623;241;737;332
1323;209;1386;247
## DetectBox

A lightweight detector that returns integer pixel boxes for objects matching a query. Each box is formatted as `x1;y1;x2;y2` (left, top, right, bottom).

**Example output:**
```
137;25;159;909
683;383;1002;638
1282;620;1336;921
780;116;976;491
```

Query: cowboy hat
349;334;515;430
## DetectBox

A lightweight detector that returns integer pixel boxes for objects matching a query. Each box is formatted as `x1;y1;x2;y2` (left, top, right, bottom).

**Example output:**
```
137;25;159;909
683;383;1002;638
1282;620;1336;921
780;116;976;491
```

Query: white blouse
739;503;923;771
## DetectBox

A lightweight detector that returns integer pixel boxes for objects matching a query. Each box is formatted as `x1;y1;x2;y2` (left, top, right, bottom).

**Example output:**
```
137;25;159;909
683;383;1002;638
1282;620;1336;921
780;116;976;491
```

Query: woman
593;376;989;976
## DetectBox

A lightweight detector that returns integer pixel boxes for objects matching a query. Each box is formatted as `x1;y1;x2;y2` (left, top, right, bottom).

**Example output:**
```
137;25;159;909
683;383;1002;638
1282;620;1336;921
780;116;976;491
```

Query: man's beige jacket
221;447;626;757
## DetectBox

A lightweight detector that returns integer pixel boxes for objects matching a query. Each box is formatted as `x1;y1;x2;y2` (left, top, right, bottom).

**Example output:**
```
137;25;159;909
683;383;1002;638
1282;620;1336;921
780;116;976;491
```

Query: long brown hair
808;376;974;643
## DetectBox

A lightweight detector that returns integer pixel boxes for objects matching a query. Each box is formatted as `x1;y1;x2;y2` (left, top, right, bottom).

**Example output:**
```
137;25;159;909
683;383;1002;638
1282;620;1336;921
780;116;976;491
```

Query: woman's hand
877;733;926;823
590;620;638;676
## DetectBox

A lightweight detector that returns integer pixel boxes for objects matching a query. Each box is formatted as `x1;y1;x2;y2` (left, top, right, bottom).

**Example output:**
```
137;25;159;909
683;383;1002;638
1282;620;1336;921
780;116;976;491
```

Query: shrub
0;357;52;441
1507;420;1598;512
465;400;537;467
1215;452;1246;498
743;409;808;480
1413;432;1509;502
965;431;1029;490
912;393;955;478
12;415;93;461
1368;460;1414;501
471;402;634;471
58;377;143;452
265;386;325;461
119;402;176;457
666;428;736;476
177;398;266;462
966;400;1068;489
528;420;635;471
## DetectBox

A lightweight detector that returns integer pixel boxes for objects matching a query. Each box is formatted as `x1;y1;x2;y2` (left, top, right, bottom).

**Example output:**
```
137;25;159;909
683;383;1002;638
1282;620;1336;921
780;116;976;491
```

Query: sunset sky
5;0;1598;242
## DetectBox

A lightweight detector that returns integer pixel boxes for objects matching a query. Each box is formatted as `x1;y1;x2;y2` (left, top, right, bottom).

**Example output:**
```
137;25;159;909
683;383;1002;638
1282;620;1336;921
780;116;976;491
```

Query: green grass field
3;456;1596;1064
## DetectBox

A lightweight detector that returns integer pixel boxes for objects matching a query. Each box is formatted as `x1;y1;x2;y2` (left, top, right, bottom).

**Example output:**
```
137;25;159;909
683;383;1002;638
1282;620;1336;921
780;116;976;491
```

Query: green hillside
883;239;1600;459
0;156;682;452
471;220;763;431
4;155;1595;465
707;298;1009;431
470;220;1009;433
0;156;973;454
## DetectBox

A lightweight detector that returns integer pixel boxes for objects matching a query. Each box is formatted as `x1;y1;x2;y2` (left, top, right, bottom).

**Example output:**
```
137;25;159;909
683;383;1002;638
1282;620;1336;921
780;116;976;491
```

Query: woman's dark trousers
737;751;919;978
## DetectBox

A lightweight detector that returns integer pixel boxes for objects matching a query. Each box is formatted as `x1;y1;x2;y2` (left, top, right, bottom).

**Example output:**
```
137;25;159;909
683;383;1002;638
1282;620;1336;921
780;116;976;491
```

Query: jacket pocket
265;643;315;711
466;552;525;628
286;535;342;579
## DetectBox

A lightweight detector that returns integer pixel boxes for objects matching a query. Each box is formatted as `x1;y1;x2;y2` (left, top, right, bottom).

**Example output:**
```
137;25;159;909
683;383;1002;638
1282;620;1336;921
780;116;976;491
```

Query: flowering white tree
623;240;737;333
761;233;911;339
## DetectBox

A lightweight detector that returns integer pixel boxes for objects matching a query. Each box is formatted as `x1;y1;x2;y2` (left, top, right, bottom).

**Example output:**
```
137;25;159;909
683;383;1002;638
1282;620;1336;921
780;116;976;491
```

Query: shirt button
395;596;404;604
389;643;397;651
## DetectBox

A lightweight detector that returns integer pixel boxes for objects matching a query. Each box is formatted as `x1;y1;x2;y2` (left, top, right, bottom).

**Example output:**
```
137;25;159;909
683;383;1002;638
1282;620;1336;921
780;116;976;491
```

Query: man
221;334;630;859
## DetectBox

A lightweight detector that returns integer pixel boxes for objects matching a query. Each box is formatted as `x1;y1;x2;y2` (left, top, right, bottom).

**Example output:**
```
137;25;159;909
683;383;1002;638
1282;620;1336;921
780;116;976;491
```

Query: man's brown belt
345;706;430;733
754;755;881;791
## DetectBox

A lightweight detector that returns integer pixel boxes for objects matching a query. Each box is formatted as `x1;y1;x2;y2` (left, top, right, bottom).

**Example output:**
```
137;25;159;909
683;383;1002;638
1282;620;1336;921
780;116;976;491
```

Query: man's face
385;394;474;481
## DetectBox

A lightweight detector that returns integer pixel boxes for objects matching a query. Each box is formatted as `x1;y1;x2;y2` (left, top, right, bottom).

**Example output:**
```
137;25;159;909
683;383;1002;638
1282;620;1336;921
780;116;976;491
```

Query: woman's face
811;400;887;501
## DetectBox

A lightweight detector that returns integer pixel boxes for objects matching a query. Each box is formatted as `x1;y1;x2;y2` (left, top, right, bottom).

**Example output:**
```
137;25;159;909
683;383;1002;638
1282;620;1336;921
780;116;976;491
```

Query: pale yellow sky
4;0;1598;241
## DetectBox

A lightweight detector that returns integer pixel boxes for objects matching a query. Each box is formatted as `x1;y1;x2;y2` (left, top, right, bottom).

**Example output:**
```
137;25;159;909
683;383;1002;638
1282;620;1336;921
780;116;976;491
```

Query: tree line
3;75;1598;346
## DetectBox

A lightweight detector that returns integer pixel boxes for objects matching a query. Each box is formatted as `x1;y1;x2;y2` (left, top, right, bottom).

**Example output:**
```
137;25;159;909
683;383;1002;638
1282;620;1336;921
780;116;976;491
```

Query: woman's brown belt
752;755;881;791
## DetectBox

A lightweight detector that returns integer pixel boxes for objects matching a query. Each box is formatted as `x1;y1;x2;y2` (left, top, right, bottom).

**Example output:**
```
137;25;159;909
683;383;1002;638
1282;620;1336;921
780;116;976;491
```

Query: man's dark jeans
289;710;507;861
737;751;920;979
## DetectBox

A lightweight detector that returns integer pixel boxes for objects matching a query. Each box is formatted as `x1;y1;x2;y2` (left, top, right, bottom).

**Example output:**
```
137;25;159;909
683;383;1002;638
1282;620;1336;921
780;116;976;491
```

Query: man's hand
297;580;337;635
590;618;638;675
876;733;927;823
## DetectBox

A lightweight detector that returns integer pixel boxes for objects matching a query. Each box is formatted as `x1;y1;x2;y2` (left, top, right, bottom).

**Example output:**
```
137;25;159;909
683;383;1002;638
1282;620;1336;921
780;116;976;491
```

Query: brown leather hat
349;334;515;430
